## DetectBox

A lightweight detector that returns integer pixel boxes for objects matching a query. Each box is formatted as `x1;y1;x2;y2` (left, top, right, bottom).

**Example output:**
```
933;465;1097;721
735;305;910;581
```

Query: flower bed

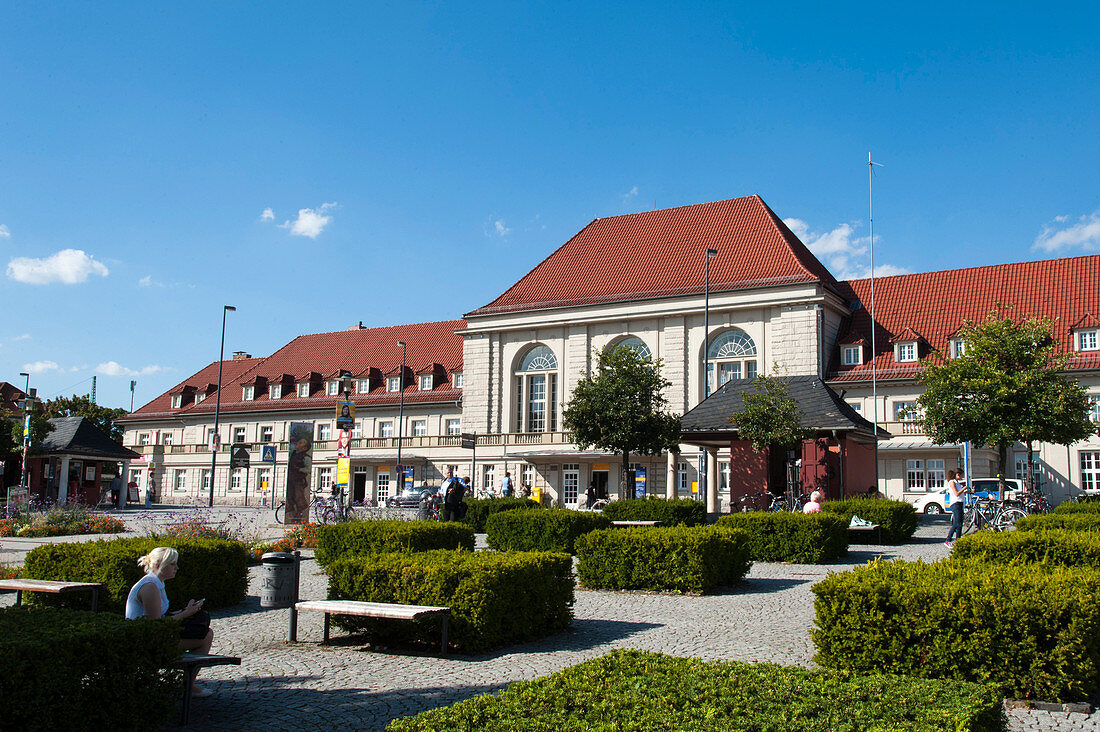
0;501;125;538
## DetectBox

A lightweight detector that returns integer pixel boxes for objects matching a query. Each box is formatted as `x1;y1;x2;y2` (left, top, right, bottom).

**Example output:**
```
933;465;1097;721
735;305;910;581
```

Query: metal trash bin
260;552;298;609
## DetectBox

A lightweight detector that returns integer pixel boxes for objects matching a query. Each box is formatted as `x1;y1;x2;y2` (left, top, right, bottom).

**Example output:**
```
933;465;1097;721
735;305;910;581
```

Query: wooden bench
177;653;241;725
848;524;882;545
0;578;104;611
610;520;662;527
292;600;450;655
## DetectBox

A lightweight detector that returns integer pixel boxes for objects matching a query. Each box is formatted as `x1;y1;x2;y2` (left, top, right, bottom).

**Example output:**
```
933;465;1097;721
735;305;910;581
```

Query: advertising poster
336;457;350;492
634;466;646;499
286;422;314;523
336;400;356;431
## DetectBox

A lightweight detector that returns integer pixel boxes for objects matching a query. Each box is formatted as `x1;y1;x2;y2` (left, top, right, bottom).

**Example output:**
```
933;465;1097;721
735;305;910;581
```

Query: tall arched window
707;328;758;392
610;336;652;361
515;345;559;432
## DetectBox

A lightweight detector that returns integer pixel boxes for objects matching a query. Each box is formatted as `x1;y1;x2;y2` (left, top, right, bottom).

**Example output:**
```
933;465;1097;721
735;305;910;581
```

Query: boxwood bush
315;520;475;567
714;512;848;563
23;536;248;613
575;526;750;593
951;528;1100;568
460;497;541;532
0;606;181;730
485;508;610;554
821;498;917;543
812;557;1100;701
1052;501;1100;514
387;649;1006;732
599;496;706;526
1015;513;1100;532
326;550;573;652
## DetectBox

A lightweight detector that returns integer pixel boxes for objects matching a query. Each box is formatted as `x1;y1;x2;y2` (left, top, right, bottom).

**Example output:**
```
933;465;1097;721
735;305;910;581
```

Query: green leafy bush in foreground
715;512;848;563
1015;513;1100;532
485;508;610;554
813;557;1100;701
575;526;751;593
315;519;475;567
1054;500;1100;514
387;649;1006;732
951;528;1100;568
599;496;707;526
460;497;541;532
821;497;918;543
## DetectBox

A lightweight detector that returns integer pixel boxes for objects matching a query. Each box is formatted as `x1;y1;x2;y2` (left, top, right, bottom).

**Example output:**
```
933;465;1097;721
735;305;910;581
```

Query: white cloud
279;202;337;239
6;249;110;285
261;207;275;221
1033;211;1100;252
784;217;906;281
621;186;639;203
0;224;10;239
138;275;152;287
494;219;511;237
95;361;167;377
12;334;30;341
22;360;61;374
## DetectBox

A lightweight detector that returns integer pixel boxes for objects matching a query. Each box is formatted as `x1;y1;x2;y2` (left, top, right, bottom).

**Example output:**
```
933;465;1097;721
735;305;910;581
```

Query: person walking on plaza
945;469;969;547
500;471;514;497
439;468;460;521
585;481;596;509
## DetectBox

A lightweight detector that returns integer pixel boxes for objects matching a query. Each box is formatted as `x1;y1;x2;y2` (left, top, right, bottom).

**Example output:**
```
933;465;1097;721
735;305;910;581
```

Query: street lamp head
706;248;718;257
19;372;29;378
224;305;236;312
397;341;406;348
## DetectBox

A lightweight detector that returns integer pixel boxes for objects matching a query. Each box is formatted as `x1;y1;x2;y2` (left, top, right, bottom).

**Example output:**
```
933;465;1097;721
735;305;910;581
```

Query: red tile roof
0;382;28;418
830;254;1100;382
124;319;466;421
466;196;839;317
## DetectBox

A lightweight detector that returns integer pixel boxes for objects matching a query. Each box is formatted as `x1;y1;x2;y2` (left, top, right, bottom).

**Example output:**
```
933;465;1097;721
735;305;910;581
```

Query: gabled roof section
889;327;924;344
1071;313;1100;330
830;254;1100;382
42;417;141;460
467;196;840;317
0;382;28;418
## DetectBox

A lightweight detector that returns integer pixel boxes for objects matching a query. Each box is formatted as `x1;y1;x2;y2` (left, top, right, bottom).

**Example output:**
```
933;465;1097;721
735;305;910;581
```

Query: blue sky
3;2;1099;410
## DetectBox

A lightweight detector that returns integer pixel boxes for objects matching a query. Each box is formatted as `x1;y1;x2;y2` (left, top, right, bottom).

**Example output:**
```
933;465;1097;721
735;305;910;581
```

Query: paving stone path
3;512;1096;730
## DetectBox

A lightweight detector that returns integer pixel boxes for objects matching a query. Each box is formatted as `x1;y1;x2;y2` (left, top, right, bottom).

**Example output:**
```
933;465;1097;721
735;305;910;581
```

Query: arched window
610;336;652;361
706;328;758;392
515;345;559;433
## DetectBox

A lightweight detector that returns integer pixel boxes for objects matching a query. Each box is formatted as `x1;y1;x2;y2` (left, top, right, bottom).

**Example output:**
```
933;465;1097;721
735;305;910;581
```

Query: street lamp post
209;305;236;507
701;248;718;506
18;372;31;490
396;341;406;492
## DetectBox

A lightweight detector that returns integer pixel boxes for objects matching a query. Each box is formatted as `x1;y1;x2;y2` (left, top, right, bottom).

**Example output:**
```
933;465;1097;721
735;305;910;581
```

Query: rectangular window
842;346;861;366
746;361;758;379
270;383;282;399
388;376;401;392
201;469;211;491
376;469;390;502
483;464;496;491
906;459;925;490
317;467;333;490
174;470;187;492
195;392;207;403
894;401;918;422
129;469;142;486
896;342;917;362
522;464;536;492
171;395;182;408
357;379;370;393
926;459;946;489
139;433;150;446
847;401;862;413
327;381;340;396
562;464;579;505
233;427;246;443
1079;330;1099;351
317;424;332;441
419;374;432;391
260;426;273;442
445;419;460;435
951;340;967;358
243;385;255;400
412;419;426;437
1081;452;1100;492
549;374;558;431
678;462;690;494
1015;451;1041;482
257;468;272;492
351;422;362;439
528;374;546;432
720;362;740;384
230;468;243;491
379;421;393;438
719;461;730;493
162;432;174;446
1089;394;1100;423
453;372;463;388
297;382;310;398
515;377;524;432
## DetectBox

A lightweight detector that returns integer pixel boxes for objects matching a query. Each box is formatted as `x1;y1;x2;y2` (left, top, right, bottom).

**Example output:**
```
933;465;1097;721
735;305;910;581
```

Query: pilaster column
666;451;677;499
706;447;719;513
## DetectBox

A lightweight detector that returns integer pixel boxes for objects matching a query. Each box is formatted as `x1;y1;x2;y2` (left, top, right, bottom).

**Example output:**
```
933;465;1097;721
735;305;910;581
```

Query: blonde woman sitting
125;547;214;697
802;490;824;514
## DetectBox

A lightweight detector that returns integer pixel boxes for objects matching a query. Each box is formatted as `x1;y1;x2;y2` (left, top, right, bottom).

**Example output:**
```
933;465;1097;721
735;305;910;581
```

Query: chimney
232;351;251;360
347;321;366;331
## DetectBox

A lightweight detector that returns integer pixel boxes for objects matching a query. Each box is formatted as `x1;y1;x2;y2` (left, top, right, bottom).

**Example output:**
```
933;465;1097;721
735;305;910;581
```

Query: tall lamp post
700;248;718;505
209;305;236;507
18;372;31;489
396;341;407;492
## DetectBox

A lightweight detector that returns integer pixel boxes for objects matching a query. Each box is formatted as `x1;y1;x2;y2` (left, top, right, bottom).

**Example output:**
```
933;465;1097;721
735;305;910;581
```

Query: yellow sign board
592;463;610;471
336;457;350;487
691;481;699;494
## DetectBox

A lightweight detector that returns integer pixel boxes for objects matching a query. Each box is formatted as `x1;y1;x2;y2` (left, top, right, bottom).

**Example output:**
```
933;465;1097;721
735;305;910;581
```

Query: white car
910;478;1024;514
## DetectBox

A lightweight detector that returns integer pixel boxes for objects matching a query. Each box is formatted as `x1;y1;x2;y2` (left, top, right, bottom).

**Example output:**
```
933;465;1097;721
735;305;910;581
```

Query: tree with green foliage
914;307;1097;491
563;345;681;491
728;375;814;495
43;394;129;442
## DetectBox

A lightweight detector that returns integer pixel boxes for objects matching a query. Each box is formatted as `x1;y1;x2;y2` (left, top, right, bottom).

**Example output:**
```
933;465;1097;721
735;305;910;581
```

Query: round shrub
600;497;706;526
715;512;848;563
486;508;610;554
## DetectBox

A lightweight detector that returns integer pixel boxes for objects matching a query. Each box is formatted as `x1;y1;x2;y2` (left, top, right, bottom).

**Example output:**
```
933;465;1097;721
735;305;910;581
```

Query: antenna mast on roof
868;152;883;492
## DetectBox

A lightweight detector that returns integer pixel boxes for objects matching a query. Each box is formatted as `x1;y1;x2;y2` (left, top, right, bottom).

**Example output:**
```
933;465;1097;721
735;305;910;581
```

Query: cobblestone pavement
3;513;1097;730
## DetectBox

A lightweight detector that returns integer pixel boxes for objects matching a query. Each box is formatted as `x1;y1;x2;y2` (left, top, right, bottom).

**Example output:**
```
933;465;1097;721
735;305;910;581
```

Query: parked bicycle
962;498;1027;534
274;488;351;525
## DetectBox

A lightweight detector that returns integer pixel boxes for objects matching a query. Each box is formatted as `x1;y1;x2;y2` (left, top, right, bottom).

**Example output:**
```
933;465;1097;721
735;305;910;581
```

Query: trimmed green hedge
715;512;848;563
812;557;1100;701
599;497;706;526
1015;513;1100;532
387;649;1006;731
1053;501;1100;514
575;526;751;594
315;520;475;567
821;498;918;543
952;529;1100;568
0;606;181;730
485;508;610;554
460;497;541;532
326;550;573;653
23;537;248;613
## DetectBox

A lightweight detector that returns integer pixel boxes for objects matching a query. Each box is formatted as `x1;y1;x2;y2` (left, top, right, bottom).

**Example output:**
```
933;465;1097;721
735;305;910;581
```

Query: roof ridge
843;252;1100;287
296;318;468;338
755;197;841;291
590;195;760;222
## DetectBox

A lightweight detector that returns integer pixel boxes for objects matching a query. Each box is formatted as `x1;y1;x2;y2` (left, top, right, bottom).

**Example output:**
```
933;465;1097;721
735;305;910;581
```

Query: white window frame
841;345;862;366
233;427;246;443
894;401;918;422
453;372;463;389
139;433;151;446
514;346;559;433
297;382;310;398
950;339;967;359
906;459;925;490
483;464;496;491
445;419;461;435
243;385;255;401
317;467;333;491
174;470;187;492
562;464;579;505
201;469;211;491
1089;394;1100;424
846;401;862;413
195;391;207;403
317;424;332;441
327;380;340;396
1081;451;1100;492
419;374;433;391
678;462;690;494
522;464;536;492
260;425;274;443
412;419;427;437
895;342;917;363
388;376;401;392
378;421;394;438
229;468;244;491
162;432;174;446
270;383;282;399
1078;329;1099;352
257;468;272;492
1015;451;1041;482
357;379;371;393
376;468;391;503
926;459;946;490
171;395;182;408
351;422;362;439
706;329;759;392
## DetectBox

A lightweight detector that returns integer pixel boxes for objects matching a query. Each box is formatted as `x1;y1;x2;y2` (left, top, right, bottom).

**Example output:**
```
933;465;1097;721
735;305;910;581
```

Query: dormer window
950;339;967;359
195;392;207;403
297;382;310;398
388;376;401;392
357;379;371;393
895;342;917;363
327;380;340;396
419;374;433;391
270;383;282;399
453;372;463;389
171;395;182;408
841;345;862;366
243;385;255;401
1078;329;1099;352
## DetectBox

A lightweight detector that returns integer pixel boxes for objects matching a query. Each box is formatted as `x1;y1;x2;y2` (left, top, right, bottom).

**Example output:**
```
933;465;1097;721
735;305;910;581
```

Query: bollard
289;550;301;642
